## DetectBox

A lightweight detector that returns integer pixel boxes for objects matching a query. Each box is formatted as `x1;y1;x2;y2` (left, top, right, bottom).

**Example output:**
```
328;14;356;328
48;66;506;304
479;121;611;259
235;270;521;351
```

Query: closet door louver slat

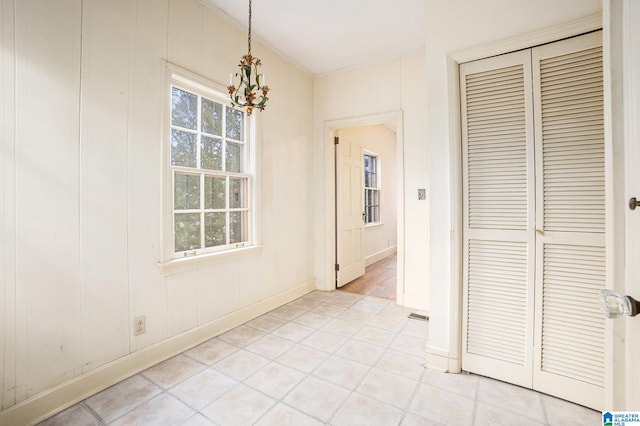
540;244;605;387
465;64;528;230
467;240;528;365
540;46;605;233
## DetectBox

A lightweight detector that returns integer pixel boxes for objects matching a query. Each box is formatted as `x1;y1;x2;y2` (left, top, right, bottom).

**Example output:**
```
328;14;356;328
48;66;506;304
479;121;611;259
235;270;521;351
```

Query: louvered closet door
461;32;605;410
460;50;537;387
532;32;605;410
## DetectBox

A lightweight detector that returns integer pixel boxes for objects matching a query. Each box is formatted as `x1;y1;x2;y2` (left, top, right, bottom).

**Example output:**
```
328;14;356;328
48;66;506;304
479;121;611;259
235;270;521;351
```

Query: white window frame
364;152;381;226
159;64;261;274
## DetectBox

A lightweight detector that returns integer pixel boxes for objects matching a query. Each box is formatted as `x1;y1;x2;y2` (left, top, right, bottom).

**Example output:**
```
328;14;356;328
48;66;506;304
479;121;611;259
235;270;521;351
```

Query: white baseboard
424;344;452;372
364;246;397;266
0;280;316;426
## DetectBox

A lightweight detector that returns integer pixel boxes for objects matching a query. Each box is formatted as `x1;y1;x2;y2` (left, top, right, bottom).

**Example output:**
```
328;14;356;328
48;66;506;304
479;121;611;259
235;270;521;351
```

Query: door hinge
334;136;339;145
335;263;340;272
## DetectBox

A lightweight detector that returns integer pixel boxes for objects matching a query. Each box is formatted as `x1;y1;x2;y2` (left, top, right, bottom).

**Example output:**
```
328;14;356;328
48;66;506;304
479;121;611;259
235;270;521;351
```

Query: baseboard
424;344;452;372
0;280;316;426
364;246;397;266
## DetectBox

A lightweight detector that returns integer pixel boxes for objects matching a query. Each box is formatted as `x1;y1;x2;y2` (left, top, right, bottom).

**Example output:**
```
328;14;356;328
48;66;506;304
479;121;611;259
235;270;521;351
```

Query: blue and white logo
603;412;640;426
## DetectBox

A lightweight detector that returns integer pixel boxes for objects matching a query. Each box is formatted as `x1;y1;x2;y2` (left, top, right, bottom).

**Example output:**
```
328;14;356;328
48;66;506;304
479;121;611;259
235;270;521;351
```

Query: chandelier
227;0;269;115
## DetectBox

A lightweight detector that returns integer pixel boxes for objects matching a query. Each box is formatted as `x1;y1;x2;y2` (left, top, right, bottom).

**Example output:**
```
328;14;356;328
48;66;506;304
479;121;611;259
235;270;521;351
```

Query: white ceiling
202;0;425;75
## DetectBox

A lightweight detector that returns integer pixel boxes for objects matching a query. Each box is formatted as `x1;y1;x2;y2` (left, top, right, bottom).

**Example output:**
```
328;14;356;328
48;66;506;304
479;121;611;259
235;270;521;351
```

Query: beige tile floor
38;290;600;426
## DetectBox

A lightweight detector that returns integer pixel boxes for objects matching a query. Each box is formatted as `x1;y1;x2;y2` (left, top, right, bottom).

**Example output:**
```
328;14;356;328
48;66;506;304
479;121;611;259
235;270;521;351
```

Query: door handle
630;197;640;210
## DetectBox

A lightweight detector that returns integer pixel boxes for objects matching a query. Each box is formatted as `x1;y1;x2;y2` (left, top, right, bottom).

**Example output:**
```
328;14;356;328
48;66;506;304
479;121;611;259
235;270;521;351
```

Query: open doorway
332;114;403;302
340;252;397;300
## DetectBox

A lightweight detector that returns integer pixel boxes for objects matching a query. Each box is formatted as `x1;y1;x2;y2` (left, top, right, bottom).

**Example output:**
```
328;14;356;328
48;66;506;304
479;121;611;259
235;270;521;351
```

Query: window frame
364;152;381;226
159;64;261;272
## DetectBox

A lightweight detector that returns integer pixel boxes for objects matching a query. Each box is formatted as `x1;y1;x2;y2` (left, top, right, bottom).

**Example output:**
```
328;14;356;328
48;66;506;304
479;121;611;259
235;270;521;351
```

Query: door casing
323;112;405;303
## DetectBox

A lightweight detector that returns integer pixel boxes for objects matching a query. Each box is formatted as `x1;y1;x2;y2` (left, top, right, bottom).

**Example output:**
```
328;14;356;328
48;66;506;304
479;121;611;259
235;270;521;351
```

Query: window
364;153;380;225
169;81;251;257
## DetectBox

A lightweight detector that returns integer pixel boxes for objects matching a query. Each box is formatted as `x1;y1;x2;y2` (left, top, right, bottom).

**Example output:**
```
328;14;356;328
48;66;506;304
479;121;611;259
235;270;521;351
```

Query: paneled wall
0;0;315;418
315;52;429;310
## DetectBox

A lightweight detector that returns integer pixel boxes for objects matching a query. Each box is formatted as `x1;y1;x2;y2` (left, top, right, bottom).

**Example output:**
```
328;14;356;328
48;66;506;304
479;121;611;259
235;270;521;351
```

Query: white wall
0;0;315;422
423;0;602;370
339;125;398;265
315;51;429;310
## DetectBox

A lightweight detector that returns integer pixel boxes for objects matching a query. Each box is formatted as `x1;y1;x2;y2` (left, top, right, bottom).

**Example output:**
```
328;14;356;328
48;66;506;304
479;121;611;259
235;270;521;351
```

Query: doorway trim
442;13;603;375
323;111;405;304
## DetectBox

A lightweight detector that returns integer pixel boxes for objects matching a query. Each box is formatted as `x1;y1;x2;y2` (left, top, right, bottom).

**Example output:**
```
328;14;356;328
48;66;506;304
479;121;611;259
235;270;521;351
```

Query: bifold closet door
460;31;605;409
532;31;605;410
460;50;536;388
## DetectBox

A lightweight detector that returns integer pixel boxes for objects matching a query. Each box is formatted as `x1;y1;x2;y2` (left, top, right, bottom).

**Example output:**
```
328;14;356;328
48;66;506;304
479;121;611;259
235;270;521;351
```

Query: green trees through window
170;85;250;254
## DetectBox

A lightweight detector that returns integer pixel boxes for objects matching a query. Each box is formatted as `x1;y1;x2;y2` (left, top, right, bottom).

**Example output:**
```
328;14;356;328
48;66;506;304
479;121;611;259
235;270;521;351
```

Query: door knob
600;289;640;318
630;197;640;210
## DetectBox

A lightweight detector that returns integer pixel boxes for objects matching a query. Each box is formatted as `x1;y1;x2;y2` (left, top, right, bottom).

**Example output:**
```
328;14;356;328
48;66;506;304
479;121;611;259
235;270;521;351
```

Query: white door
336;134;365;287
623;0;640;407
460;50;536;387
531;32;605;409
461;32;605;409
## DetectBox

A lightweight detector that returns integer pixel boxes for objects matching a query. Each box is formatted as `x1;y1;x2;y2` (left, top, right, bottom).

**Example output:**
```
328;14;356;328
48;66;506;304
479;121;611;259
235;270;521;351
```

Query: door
623;0;640;407
460;50;536;387
336;134;365;287
531;33;605;409
461;32;605;409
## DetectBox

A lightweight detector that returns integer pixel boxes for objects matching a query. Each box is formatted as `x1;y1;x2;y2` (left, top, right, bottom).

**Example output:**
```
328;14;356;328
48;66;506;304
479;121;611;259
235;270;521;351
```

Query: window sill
158;245;263;276
365;222;384;229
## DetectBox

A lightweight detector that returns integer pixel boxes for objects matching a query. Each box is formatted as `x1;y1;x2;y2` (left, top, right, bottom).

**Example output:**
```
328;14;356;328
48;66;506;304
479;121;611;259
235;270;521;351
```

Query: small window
169;83;251;257
364;153;380;225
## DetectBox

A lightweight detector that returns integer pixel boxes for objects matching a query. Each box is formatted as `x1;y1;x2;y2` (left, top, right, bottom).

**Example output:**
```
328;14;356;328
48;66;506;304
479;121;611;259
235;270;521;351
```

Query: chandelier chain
228;0;268;115
247;0;252;54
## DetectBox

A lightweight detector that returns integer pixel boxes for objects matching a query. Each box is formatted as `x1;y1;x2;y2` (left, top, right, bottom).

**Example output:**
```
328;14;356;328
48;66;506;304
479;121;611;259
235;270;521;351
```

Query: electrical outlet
134;316;146;336
418;188;426;200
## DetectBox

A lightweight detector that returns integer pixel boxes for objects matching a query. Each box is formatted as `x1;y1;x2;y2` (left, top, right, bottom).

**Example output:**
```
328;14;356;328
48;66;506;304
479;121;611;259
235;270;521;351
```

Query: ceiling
202;0;425;75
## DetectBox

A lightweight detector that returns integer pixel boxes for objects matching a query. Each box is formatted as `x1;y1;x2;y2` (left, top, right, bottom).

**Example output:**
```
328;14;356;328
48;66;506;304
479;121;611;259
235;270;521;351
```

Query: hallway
39;290;599;425
340;254;397;301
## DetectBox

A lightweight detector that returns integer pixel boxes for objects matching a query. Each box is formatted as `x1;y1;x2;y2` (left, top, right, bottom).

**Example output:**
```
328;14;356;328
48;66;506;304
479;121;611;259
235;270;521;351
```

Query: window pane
229;211;246;244
226;107;244;140
205;212;226;247
171;129;197;167
174;173;200;210
201;98;222;136
229;178;246;208
174;213;201;252
226;142;243;173
171;87;197;130
201;136;223;170
204;176;226;209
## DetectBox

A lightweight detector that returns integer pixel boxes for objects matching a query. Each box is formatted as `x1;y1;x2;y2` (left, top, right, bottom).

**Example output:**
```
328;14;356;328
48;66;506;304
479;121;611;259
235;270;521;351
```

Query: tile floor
39;290;600;426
